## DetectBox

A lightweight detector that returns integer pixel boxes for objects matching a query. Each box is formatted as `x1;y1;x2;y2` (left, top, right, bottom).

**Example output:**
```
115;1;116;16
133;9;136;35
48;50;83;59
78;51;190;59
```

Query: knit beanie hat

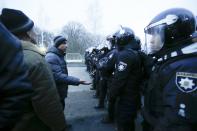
0;8;34;34
54;35;67;47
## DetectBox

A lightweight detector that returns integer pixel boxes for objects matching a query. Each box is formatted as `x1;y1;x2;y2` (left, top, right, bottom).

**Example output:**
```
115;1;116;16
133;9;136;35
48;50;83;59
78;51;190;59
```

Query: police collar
156;42;197;63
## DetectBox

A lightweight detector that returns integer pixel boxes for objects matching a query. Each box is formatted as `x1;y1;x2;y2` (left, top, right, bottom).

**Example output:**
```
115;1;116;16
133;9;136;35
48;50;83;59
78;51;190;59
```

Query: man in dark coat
0;22;33;131
45;35;90;108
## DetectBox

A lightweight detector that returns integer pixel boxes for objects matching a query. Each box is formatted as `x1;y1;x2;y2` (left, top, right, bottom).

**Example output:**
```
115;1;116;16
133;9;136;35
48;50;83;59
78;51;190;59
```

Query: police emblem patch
176;72;197;93
108;53;113;59
117;61;127;71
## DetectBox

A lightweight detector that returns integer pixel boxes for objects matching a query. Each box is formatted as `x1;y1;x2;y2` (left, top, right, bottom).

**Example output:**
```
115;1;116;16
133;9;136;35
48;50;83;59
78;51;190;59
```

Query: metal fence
66;53;84;63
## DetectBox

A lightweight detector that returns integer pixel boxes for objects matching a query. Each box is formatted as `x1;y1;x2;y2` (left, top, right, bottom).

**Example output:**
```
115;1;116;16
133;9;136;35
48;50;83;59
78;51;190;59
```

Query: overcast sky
0;0;196;40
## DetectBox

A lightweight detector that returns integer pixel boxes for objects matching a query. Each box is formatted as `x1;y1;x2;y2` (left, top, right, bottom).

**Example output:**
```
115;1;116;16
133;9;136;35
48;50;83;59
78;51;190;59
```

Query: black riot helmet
115;26;135;46
106;35;113;41
134;36;142;50
106;34;117;49
144;8;196;54
196;16;197;30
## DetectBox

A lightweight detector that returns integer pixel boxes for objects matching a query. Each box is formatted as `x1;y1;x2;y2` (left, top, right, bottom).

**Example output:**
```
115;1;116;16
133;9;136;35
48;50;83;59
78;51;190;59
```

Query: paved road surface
64;66;143;131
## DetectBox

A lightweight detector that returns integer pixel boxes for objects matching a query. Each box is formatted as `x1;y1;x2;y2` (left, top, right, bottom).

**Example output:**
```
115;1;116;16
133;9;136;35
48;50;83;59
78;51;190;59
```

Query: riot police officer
142;8;197;131
95;34;118;123
109;26;143;131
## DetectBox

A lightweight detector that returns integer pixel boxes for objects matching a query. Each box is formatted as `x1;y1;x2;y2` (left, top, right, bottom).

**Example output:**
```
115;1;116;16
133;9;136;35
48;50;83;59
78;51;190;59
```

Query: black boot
117;122;135;131
65;123;72;131
101;116;114;124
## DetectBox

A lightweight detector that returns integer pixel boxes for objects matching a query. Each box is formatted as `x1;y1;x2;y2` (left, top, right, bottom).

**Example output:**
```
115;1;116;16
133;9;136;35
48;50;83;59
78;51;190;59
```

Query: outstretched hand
79;80;91;85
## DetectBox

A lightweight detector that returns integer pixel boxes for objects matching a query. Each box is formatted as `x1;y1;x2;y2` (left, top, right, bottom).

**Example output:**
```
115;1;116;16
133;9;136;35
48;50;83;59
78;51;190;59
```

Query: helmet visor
106;41;112;50
144;24;165;54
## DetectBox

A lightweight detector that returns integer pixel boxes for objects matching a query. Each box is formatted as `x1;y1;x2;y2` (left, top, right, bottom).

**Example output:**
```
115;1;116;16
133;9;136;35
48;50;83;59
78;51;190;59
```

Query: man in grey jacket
45;36;90;108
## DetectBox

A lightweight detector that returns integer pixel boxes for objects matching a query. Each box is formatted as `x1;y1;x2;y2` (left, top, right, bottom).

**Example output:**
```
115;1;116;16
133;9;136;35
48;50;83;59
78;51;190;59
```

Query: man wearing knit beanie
54;35;67;48
45;35;91;109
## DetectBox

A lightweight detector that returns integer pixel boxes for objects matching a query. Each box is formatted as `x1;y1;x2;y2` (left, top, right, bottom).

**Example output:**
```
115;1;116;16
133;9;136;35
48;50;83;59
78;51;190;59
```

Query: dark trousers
92;76;96;90
141;120;152;131
98;78;108;106
117;120;135;131
61;99;65;109
106;78;116;120
95;71;100;97
115;98;138;131
107;98;116;121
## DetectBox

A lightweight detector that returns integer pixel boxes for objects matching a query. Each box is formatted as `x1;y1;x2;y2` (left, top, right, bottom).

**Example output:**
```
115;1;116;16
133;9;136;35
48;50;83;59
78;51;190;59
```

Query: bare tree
34;26;54;48
61;21;90;54
60;21;106;55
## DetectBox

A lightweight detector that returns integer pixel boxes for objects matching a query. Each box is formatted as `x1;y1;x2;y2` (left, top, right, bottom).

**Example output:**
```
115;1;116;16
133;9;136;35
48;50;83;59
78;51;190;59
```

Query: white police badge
176;72;197;93
117;61;127;71
108;53;113;59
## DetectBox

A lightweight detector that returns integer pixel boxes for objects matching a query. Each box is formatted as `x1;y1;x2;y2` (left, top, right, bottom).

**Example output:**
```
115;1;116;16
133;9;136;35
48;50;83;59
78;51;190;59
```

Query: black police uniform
142;8;197;131
97;47;118;120
94;49;107;98
143;42;197;131
109;42;142;131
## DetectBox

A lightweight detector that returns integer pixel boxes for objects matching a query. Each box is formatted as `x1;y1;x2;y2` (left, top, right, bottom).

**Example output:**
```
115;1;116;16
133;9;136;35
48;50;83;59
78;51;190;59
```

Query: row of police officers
85;8;197;131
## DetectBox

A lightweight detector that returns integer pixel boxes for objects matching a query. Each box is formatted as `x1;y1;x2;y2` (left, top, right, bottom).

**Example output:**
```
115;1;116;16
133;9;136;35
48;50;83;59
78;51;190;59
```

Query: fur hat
54;36;67;47
0;8;34;34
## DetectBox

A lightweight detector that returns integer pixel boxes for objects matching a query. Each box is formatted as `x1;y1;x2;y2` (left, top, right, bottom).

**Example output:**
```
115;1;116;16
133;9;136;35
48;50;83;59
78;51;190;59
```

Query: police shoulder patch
108;53;113;59
117;61;127;71
176;72;197;93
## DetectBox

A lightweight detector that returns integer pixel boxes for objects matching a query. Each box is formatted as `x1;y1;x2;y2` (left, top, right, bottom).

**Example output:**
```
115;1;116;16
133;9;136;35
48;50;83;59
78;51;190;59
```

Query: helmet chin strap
156;42;197;62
